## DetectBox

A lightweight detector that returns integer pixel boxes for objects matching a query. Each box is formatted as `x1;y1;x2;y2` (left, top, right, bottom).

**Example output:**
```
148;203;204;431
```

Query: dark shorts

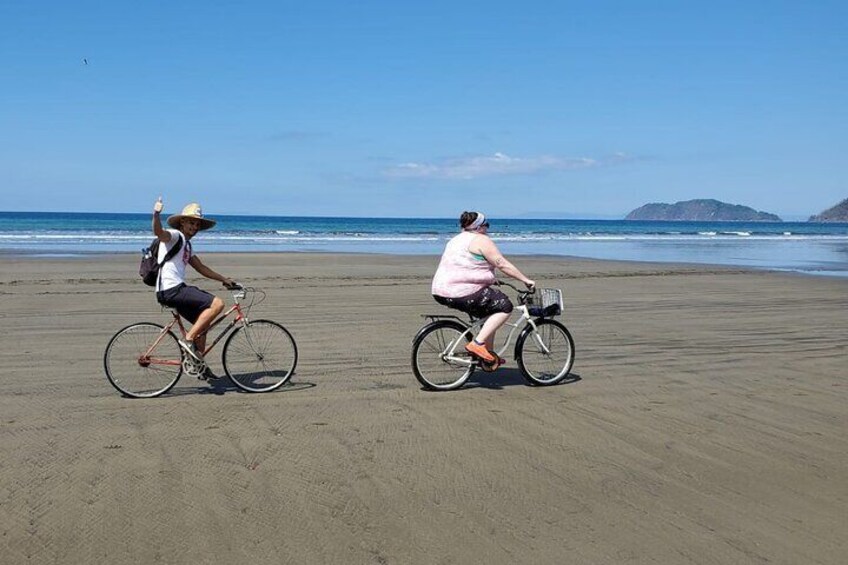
433;286;514;319
156;284;215;323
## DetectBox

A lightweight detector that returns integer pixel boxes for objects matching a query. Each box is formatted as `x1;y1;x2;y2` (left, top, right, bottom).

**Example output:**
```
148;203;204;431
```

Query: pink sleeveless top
431;231;496;298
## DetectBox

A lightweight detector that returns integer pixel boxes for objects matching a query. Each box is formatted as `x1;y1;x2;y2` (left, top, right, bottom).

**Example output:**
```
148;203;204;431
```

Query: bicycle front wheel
411;321;475;391
516;319;575;386
222;319;297;392
104;322;183;398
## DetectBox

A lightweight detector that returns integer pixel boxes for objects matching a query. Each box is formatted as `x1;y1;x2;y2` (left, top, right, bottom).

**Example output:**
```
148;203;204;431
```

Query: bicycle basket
527;288;563;317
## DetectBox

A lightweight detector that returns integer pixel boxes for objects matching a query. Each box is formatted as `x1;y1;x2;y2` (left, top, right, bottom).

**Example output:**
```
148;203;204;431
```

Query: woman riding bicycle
432;211;535;367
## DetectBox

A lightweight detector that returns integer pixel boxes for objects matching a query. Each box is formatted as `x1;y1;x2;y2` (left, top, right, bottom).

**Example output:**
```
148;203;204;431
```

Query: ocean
2;212;848;278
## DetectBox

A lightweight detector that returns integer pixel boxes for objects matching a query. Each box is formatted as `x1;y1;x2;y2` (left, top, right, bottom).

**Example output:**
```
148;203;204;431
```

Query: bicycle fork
239;323;265;361
530;330;552;355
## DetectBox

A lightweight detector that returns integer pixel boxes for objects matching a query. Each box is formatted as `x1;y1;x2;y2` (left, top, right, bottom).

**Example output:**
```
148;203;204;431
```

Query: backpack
139;234;184;287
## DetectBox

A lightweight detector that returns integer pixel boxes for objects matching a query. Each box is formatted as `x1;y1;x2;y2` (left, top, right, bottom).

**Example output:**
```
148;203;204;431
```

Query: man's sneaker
178;339;203;362
465;341;495;363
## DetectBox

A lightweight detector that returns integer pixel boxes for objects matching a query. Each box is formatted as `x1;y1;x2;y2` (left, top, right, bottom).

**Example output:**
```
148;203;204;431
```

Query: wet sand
0;253;846;564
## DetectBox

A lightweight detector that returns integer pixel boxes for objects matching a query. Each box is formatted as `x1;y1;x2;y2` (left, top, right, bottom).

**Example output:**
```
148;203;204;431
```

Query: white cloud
383;152;609;179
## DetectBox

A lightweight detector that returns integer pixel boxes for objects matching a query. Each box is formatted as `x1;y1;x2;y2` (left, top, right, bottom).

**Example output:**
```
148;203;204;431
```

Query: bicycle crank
182;356;207;378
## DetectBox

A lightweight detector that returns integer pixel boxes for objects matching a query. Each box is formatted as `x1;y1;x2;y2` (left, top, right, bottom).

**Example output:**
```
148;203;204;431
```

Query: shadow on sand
149;378;316;398
420;368;582;392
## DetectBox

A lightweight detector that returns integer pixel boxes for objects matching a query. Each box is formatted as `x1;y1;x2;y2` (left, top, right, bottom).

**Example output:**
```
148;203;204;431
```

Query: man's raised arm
152;197;171;242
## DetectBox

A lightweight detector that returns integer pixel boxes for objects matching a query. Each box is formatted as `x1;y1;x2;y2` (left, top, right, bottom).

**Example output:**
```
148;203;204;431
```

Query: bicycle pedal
480;360;498;373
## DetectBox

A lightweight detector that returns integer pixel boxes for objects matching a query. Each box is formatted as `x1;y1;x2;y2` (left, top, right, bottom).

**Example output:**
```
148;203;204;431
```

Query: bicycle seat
160;305;181;316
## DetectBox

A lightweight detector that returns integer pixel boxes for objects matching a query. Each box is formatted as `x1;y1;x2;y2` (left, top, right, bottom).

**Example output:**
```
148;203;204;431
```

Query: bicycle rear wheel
104;322;183;398
222;319;297;392
516;319;575;386
411;321;475;391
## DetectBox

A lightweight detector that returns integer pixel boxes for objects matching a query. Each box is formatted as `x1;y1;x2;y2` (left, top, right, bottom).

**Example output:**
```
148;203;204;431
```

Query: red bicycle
104;285;297;398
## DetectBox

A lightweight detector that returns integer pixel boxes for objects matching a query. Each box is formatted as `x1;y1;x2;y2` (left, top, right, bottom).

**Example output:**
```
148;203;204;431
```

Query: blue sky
1;1;845;219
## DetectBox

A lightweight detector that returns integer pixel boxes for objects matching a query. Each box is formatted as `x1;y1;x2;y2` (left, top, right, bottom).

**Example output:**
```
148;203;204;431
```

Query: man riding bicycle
152;197;234;378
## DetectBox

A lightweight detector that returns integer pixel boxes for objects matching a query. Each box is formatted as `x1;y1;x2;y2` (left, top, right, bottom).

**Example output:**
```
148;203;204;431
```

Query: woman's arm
473;236;535;288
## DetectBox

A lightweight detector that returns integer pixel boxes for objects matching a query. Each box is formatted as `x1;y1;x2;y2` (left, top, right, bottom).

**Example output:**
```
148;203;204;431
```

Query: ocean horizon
2;211;847;278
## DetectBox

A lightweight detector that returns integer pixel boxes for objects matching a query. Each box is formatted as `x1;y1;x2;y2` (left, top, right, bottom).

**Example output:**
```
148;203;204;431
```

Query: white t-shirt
155;229;192;292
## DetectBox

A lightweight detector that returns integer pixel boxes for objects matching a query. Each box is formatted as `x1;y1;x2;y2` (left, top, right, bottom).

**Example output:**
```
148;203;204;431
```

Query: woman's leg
475;312;509;347
439;288;512;363
472;287;513;364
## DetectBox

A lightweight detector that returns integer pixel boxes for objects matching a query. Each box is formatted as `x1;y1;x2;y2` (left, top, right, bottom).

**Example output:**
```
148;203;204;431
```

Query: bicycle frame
430;303;551;368
141;289;251;366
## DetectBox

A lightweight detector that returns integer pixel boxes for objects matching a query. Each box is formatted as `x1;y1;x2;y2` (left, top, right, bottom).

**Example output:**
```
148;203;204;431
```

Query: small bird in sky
82;58;88;65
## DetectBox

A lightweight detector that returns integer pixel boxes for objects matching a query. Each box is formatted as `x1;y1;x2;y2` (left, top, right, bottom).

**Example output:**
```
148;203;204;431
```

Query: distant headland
625;199;782;222
808;198;848;222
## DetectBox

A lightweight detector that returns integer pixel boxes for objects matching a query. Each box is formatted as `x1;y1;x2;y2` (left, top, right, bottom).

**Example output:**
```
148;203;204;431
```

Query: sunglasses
480;222;490;229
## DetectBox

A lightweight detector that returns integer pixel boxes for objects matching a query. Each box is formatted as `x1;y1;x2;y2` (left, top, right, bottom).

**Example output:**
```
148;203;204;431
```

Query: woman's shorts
156;283;215;323
433;286;514;319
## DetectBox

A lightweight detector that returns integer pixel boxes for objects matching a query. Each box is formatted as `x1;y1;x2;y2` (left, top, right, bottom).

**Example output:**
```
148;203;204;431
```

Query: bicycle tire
104;322;183;398
222;319;297;392
411;320;475;391
516;319;575;386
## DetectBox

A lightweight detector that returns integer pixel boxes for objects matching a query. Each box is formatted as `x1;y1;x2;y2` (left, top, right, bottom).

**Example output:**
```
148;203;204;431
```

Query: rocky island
625;199;782;222
808;198;848;222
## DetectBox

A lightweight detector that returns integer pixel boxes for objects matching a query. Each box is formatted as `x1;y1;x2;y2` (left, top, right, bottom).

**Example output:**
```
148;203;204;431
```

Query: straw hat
166;203;217;230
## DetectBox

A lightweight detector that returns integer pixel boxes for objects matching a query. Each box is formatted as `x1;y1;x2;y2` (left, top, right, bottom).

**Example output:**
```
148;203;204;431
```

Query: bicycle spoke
104;323;182;398
412;324;474;390
518;321;574;385
223;320;297;392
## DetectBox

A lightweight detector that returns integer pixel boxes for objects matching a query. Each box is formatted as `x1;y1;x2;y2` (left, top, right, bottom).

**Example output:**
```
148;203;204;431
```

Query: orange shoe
465;341;496;363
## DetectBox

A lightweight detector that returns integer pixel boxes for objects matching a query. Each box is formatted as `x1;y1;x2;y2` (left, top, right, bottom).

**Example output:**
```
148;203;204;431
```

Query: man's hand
153;196;164;214
525;279;536;291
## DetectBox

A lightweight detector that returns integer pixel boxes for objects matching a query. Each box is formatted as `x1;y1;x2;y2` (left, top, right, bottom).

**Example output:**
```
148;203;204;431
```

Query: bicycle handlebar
225;283;268;310
495;279;536;304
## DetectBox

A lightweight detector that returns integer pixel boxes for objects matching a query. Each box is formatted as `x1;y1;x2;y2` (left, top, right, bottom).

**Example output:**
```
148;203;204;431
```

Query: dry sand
0;253;846;564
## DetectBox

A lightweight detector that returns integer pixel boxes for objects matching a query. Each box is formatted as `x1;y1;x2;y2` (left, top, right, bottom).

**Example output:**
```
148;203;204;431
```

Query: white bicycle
411;281;575;391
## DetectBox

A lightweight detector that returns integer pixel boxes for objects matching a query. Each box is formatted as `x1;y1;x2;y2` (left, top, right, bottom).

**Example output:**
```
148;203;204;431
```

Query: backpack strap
160;232;184;266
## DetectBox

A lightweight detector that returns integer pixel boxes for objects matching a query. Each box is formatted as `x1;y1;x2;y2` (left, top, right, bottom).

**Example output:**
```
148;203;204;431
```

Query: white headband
466;212;486;231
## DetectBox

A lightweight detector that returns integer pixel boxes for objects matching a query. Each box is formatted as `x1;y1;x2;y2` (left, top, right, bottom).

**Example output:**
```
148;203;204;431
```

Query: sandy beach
0;252;846;564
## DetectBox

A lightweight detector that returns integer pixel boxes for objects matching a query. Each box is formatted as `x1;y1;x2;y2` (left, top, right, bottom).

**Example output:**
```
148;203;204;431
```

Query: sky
1;1;845;220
